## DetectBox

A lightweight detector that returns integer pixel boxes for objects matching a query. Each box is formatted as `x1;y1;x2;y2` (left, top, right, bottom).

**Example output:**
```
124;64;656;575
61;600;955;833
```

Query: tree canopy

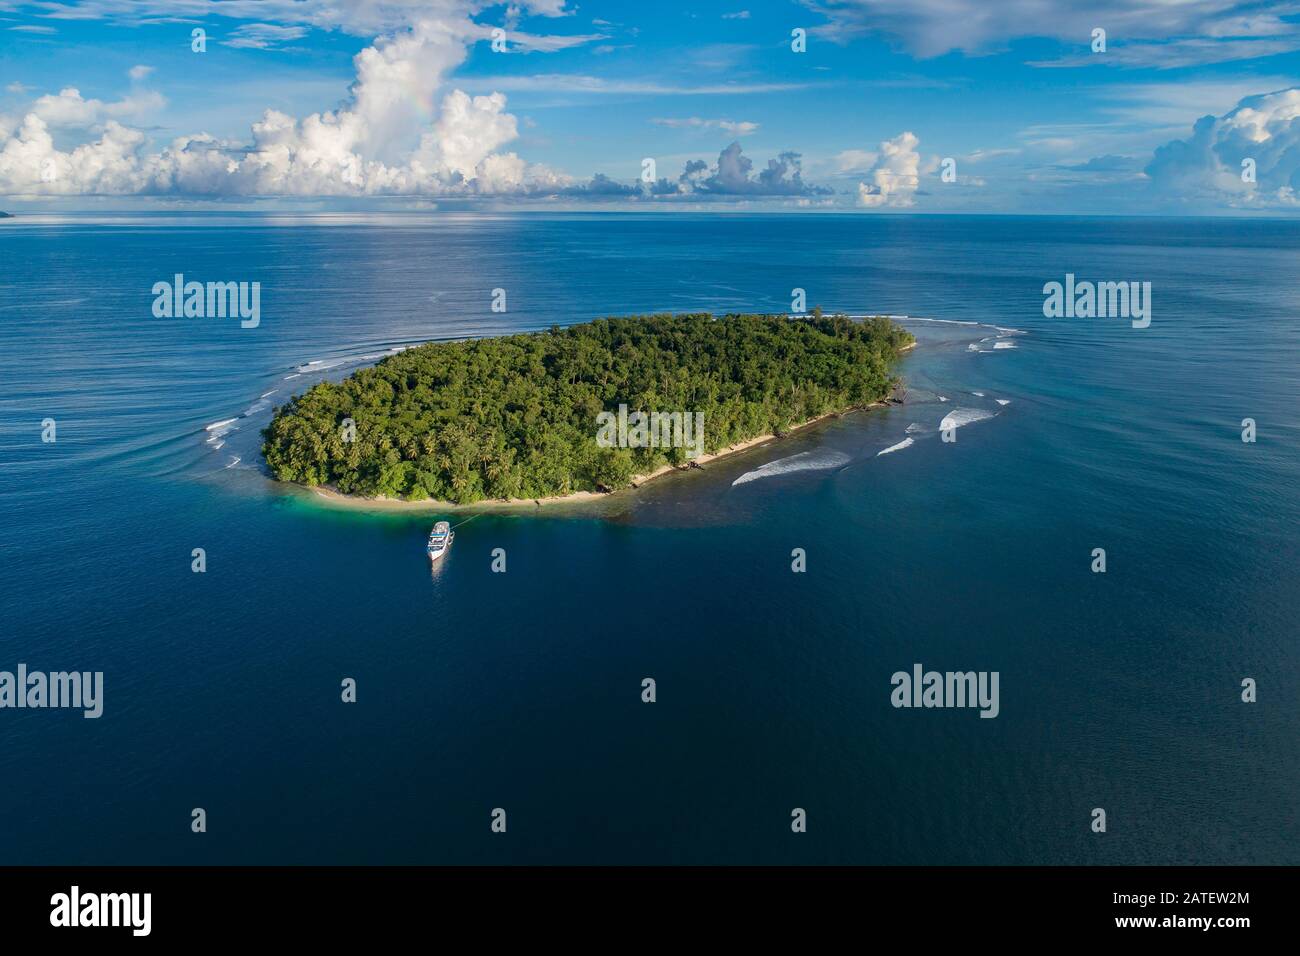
261;312;913;503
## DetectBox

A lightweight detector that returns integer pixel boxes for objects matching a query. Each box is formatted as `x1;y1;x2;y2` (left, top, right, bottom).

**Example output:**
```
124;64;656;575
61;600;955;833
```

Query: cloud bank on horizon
1;0;1298;211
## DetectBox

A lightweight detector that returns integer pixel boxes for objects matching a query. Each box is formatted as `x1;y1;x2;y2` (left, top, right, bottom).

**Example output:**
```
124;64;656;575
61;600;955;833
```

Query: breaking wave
204;418;239;441
732;449;851;486
939;407;995;432
877;437;915;456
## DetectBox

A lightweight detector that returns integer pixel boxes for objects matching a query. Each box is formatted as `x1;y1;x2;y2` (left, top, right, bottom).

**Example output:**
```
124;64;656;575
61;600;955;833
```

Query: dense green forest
261;312;914;503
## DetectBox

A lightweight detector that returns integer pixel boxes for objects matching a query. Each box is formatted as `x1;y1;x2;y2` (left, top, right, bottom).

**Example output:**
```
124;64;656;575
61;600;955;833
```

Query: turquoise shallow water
0;213;1297;864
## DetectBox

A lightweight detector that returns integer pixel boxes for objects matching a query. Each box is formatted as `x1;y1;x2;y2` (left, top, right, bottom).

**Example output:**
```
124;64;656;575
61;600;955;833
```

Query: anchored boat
426;520;454;562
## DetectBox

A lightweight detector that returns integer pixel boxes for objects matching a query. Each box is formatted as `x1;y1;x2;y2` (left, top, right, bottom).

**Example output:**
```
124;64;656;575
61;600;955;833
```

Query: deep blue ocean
1;213;1297;864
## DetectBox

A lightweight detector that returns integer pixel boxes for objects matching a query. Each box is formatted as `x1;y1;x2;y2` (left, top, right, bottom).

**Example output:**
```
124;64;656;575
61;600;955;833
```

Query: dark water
1;213;1297;864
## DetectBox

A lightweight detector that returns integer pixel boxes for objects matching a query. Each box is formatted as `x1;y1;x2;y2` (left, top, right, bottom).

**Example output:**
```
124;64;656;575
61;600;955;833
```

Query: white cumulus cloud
856;131;920;207
30;87;166;129
1145;86;1300;208
0;7;581;198
416;90;519;182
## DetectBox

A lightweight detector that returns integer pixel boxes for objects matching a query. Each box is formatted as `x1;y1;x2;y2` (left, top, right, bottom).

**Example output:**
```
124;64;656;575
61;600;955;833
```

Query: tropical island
0;212;13;218
261;311;914;505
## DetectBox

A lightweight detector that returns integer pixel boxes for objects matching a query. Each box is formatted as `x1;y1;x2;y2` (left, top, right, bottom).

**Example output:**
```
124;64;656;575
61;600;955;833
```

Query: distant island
262;311;914;505
0;212;13;218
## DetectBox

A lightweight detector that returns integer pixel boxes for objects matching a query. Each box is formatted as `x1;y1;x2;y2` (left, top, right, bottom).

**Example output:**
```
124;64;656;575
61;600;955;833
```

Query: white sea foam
940;407;995;432
732;449;851;486
205;418;241;440
905;422;925;434
296;359;347;373
877;437;914;456
214;344;416;456
996;399;1011;406
844;314;983;327
971;337;1018;352
810;313;1024;336
938;395;949;402
971;391;985;397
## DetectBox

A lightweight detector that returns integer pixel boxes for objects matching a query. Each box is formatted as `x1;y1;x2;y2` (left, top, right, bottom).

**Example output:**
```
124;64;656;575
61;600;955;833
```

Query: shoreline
306;409;850;512
302;340;916;513
305;405;879;513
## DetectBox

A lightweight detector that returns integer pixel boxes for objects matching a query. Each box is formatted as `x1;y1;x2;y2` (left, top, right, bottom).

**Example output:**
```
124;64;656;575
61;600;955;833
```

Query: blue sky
2;0;1299;212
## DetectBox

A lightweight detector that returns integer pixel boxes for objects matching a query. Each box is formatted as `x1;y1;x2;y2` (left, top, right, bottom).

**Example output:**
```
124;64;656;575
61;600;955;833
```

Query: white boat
426;520;454;562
